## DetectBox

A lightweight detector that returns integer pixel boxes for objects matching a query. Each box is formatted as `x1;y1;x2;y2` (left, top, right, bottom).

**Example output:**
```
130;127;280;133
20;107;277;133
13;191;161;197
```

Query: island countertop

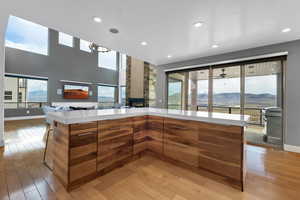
46;108;249;126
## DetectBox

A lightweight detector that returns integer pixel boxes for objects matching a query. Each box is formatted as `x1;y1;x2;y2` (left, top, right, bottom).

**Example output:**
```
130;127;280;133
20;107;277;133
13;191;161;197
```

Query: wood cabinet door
69;122;98;186
97;118;133;173
147;116;163;154
164;118;199;167
197;123;243;181
133;116;148;155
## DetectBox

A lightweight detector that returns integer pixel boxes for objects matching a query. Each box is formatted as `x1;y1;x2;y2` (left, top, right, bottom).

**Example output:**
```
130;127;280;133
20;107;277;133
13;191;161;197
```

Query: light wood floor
1;119;300;200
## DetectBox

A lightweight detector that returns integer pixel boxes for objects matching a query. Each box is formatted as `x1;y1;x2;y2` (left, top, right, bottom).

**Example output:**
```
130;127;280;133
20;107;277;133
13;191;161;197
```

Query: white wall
0;12;9;147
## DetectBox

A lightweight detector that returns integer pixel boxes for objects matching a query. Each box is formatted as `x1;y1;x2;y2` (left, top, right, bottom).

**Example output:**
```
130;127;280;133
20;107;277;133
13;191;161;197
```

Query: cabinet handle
77;132;96;137
168;125;188;131
108;127;120;131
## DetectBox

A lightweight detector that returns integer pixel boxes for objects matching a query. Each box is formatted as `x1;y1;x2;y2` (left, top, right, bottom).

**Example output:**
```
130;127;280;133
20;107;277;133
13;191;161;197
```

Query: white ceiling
2;0;300;65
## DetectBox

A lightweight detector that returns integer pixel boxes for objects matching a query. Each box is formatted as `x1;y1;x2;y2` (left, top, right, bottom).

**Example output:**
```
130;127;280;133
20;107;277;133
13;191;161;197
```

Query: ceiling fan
219;68;227;78
89;43;111;53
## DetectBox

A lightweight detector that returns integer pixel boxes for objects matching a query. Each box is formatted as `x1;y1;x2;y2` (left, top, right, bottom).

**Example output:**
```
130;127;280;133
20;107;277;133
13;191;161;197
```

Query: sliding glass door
167;72;185;110
244;61;283;147
166;58;284;148
212;66;241;114
188;69;209;111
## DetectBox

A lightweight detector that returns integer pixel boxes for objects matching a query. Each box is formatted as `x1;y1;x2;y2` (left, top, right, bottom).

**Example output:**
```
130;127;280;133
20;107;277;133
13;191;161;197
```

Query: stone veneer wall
125;57;152;107
125;56;132;106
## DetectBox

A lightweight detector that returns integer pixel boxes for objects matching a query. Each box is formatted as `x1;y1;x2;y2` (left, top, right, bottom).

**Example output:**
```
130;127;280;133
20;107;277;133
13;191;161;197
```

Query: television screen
63;85;89;99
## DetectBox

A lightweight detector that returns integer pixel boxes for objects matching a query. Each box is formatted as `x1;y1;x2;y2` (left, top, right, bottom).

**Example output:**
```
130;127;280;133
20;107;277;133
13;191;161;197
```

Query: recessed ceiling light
193;21;204;28
212;44;219;48
281;28;291;33
109;28;119;34
93;17;102;23
167;55;172;58
141;41;147;46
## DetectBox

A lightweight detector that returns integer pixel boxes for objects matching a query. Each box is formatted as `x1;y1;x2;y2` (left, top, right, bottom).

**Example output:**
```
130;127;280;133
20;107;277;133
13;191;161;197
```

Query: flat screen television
63;85;89;99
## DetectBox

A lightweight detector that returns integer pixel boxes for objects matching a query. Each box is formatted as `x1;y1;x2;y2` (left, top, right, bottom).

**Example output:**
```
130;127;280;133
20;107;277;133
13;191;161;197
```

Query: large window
80;39;91;52
188;69;209;111
119;54;127;105
98;51;117;70
5;15;48;55
167;73;185;110
4;76;48;109
120;86;126;106
59;32;73;47
98;85;116;107
212;66;241;114
244;61;281;124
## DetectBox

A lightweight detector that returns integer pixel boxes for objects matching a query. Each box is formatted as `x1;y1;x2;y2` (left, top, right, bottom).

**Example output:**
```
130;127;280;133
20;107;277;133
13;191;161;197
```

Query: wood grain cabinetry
133;116;148;155
146;116;163;154
197;122;244;187
53;121;98;190
52;115;245;191
164;118;200;167
97;118;133;174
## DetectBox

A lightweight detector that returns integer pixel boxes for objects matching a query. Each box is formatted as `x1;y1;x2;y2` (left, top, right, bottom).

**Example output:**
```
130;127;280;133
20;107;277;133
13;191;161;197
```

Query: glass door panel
167;73;184;110
244;61;283;147
212;66;241;114
188;69;209;111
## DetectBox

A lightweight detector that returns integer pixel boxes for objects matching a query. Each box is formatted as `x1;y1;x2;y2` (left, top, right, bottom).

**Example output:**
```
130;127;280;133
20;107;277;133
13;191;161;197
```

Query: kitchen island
46;108;249;191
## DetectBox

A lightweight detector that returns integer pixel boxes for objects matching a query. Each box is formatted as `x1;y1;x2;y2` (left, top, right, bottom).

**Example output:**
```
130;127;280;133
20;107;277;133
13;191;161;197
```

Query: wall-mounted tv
63;85;89;99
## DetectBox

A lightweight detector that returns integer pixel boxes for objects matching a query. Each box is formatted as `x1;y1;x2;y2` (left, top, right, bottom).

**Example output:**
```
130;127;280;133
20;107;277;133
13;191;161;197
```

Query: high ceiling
2;0;300;65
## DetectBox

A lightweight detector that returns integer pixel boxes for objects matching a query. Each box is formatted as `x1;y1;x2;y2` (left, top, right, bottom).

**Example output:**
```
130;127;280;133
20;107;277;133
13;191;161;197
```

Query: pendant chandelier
89;43;110;53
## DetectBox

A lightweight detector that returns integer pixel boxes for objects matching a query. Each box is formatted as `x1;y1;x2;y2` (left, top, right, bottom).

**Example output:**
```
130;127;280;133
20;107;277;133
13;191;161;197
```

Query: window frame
98;51;118;71
4;74;48;109
5;15;49;56
80;39;92;53
58;32;74;47
97;84;118;107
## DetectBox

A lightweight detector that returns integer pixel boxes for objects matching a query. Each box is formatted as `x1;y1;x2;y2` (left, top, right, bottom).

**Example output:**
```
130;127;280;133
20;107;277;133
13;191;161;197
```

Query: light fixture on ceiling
193;21;204;28
93;17;102;23
141;41;147;46
109;28;119;34
167;55;172;58
281;28;291;33
212;44;219;48
89;43;110;53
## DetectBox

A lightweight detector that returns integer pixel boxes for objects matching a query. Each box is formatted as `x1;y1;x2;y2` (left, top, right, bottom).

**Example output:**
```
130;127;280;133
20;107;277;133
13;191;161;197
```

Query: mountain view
169;92;276;108
27;90;47;102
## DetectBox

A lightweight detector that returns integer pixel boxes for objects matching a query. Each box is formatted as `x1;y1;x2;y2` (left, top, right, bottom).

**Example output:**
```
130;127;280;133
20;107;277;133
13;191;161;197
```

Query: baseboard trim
4;115;45;121
284;144;300;153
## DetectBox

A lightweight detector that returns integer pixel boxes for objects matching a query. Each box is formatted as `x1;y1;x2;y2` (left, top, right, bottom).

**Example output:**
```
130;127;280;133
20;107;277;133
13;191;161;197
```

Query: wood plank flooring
1;119;300;200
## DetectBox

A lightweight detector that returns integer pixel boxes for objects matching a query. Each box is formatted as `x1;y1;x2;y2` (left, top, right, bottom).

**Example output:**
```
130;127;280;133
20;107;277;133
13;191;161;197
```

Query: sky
170;75;277;96
5;15;48;55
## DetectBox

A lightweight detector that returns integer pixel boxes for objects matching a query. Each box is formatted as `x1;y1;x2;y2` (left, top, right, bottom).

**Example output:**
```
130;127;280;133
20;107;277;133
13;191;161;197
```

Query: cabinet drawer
147;116;163;131
147;134;163;154
97;146;132;172
164;140;198;167
133;130;148;155
69;159;97;183
99;119;133;140
70;122;97;135
133;116;147;132
164;118;199;141
70;131;97;148
100;134;133;153
70;143;97;161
